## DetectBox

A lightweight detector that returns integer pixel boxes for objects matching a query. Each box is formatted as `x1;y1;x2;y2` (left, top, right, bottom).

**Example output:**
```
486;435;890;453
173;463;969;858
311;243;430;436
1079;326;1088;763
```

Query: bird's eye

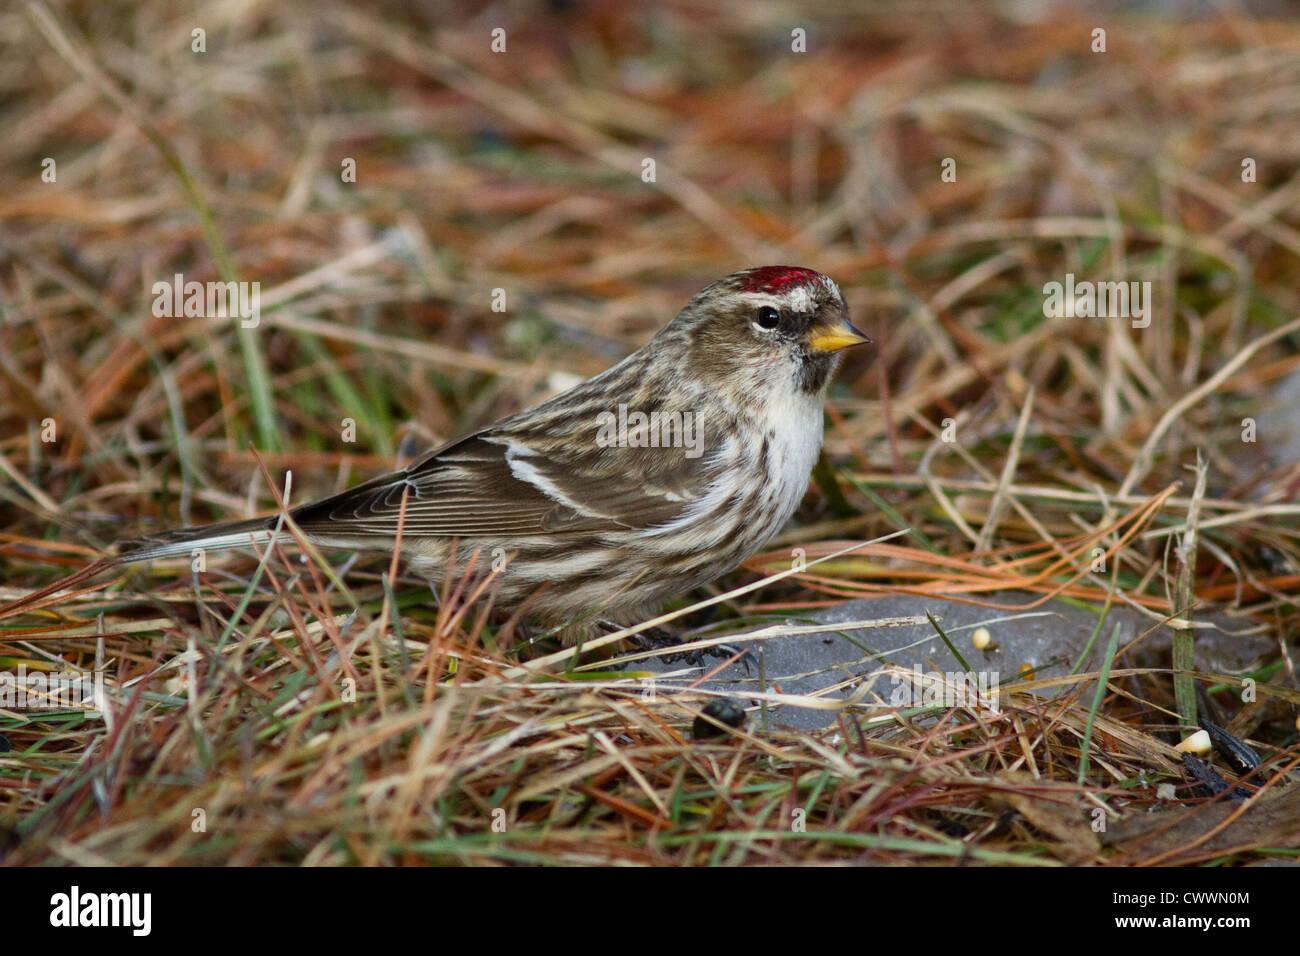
754;306;781;330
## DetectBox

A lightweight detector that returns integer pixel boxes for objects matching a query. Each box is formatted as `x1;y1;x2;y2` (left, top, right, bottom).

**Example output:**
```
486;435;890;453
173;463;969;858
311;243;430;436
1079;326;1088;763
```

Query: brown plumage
115;267;870;632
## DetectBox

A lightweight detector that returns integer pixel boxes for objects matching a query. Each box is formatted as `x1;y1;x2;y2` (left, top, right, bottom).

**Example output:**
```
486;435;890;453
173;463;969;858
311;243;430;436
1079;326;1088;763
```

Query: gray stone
638;592;1274;731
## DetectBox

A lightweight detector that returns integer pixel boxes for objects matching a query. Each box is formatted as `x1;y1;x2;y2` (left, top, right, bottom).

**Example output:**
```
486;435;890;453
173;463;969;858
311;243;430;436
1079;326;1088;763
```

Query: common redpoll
116;267;869;633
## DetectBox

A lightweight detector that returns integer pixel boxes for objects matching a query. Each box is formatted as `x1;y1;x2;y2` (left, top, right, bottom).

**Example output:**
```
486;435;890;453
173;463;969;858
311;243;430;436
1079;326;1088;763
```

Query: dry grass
1;0;1299;865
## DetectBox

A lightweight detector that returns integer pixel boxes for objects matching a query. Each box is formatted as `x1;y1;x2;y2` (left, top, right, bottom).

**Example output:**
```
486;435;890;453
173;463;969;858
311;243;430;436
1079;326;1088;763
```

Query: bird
113;266;870;638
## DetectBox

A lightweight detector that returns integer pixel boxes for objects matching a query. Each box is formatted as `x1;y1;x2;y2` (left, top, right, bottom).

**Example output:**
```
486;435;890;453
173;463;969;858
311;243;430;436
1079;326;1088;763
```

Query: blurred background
1;1;1297;545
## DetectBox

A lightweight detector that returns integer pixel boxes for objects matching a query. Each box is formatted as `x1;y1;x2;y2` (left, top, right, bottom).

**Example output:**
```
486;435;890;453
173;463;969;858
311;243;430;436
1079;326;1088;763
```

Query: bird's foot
598;620;754;673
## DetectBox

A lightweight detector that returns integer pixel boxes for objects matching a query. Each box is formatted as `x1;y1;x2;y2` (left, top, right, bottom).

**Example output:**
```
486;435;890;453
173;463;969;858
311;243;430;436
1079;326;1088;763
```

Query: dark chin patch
797;352;836;393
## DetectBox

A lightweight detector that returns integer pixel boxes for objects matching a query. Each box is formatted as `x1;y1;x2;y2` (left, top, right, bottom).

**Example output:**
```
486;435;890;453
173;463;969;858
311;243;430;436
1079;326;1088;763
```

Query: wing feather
287;429;719;541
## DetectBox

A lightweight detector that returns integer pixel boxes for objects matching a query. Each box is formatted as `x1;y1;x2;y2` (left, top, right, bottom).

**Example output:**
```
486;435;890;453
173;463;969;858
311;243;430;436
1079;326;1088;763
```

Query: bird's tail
0;516;281;622
111;516;278;564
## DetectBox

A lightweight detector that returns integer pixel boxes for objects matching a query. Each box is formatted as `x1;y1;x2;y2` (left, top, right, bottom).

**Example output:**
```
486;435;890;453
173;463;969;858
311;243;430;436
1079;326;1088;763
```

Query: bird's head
663;266;870;400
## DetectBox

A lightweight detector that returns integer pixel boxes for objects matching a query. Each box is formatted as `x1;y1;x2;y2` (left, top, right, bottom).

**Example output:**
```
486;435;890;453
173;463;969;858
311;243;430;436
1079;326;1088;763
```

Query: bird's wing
286;430;721;540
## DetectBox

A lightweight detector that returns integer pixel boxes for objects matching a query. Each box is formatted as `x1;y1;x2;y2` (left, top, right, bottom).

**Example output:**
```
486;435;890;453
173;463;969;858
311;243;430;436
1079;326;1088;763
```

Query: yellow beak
808;319;872;353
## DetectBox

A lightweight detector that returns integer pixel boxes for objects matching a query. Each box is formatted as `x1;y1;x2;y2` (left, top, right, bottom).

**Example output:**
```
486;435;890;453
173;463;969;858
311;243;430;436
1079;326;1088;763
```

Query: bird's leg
597;619;754;673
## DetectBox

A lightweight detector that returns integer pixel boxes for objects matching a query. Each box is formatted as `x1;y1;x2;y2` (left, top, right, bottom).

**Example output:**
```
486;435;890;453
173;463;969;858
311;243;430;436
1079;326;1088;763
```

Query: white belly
763;392;825;522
